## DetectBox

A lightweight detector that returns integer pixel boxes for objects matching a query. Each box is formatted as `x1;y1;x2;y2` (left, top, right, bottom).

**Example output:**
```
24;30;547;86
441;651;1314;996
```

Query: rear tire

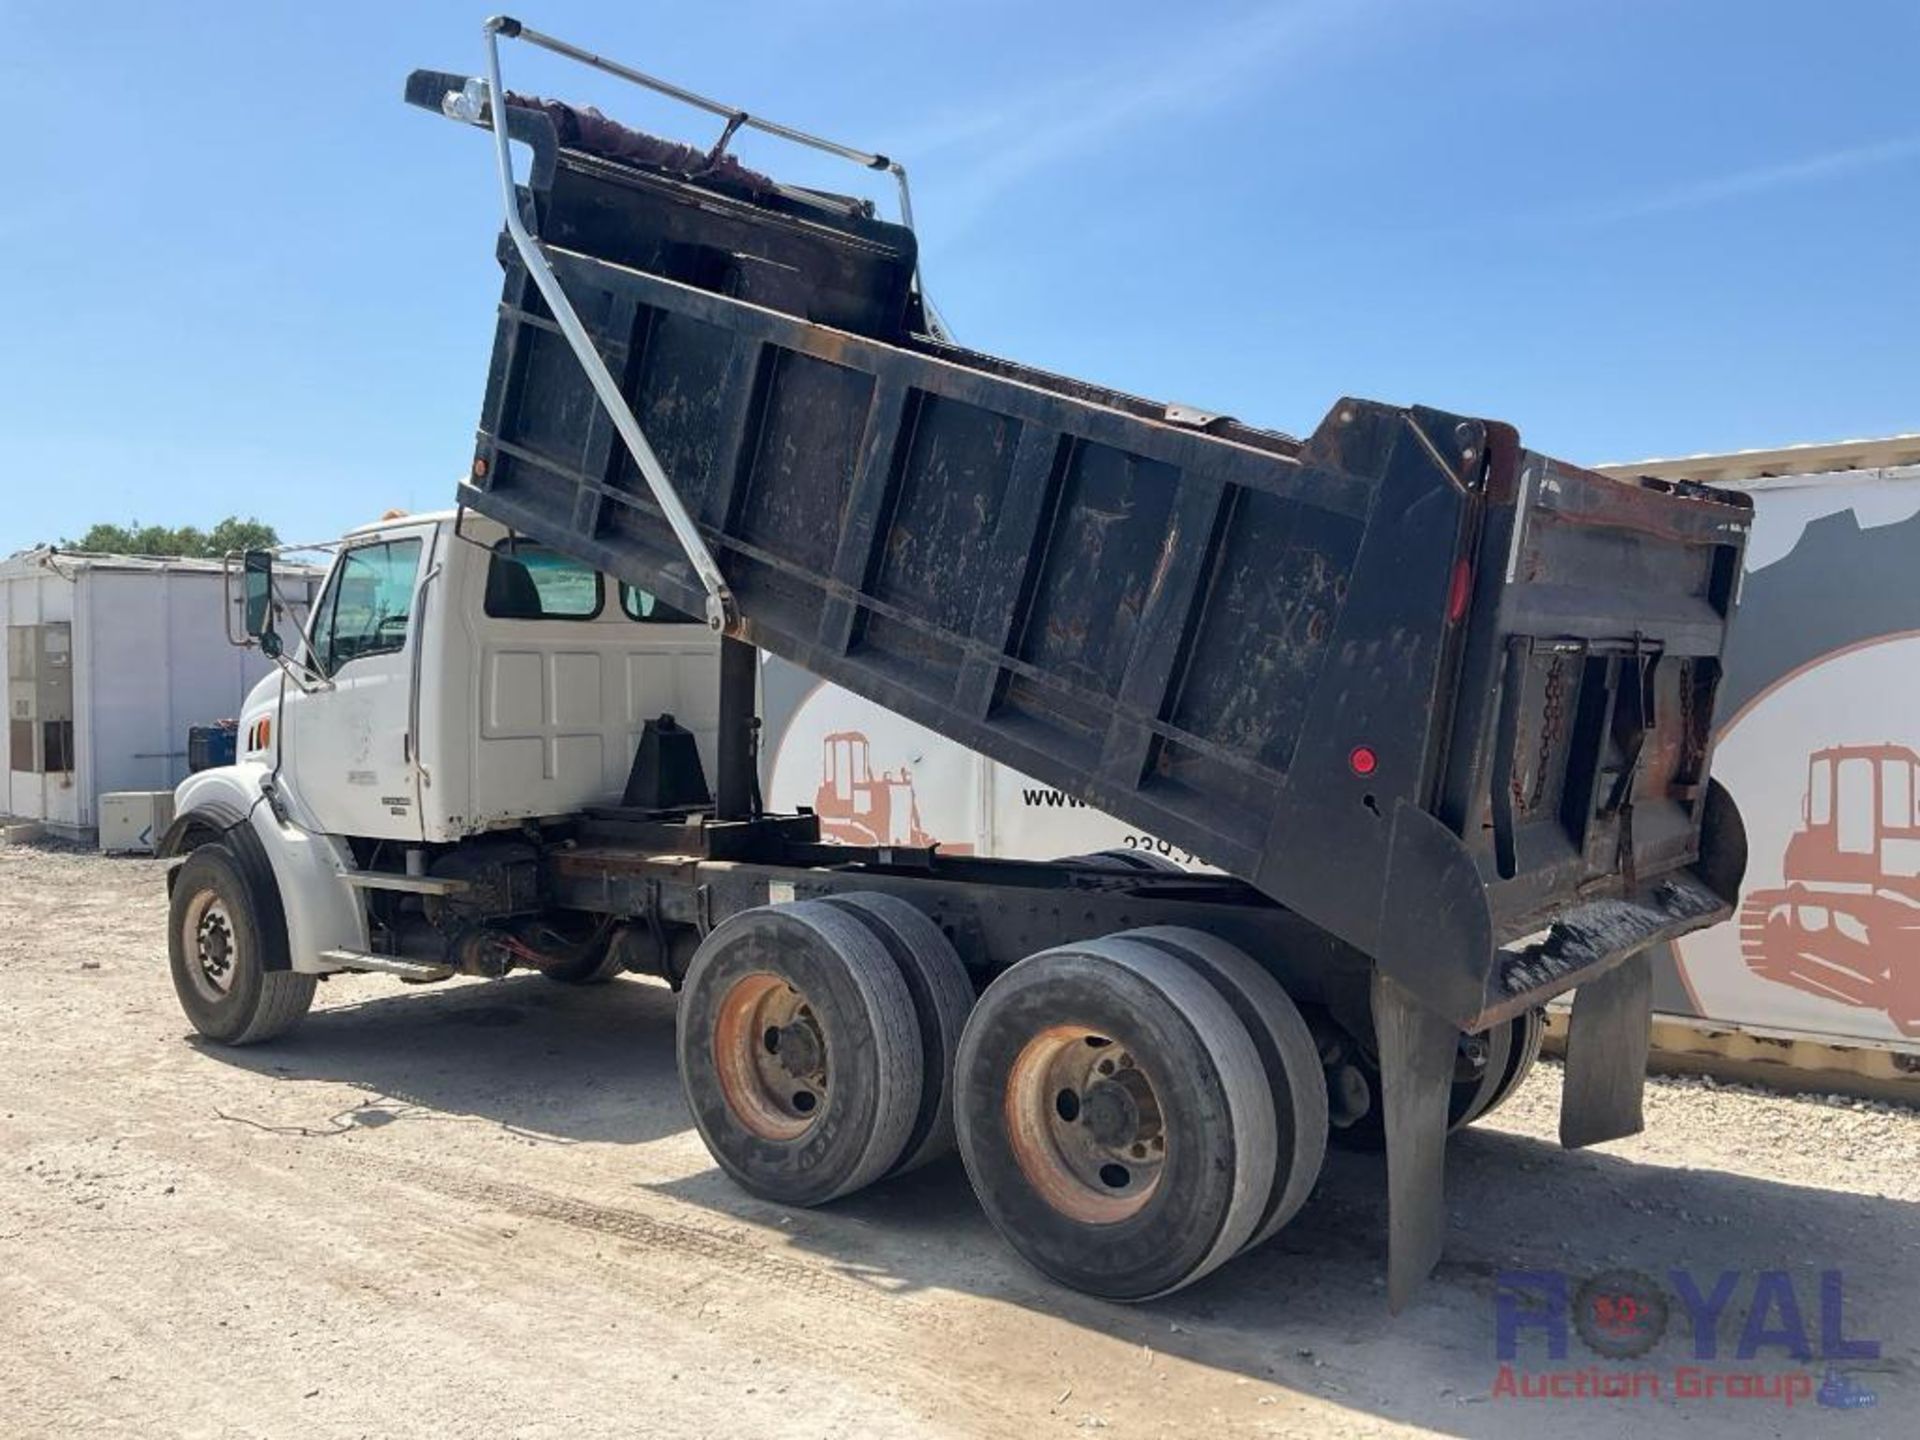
1459;1007;1544;1127
818;892;975;1175
954;936;1276;1300
1447;1015;1516;1130
1329;1008;1541;1150
677;901;922;1206
537;932;625;985
167;844;316;1045
1119;927;1328;1252
1054;847;1185;873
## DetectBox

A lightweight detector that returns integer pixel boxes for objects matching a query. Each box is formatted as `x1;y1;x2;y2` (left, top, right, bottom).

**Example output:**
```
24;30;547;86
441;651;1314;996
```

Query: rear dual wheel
1329;1006;1545;1151
539;941;627;985
817;893;975;1175
1124;927;1328;1249
1052;848;1187;874
675;894;972;1206
1472;1005;1546;1126
955;931;1326;1300
681;905;1331;1298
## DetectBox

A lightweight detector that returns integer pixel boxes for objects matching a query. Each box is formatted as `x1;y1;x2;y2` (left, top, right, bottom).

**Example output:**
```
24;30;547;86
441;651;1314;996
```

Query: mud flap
1558;950;1652;1149
1373;970;1457;1312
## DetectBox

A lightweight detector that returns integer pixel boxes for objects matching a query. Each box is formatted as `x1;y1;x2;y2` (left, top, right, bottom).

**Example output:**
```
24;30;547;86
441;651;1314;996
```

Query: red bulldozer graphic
1740;744;1920;1034
812;731;968;851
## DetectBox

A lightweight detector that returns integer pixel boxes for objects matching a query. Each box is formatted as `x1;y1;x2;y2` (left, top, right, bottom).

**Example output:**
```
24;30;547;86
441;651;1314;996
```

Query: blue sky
3;1;1915;553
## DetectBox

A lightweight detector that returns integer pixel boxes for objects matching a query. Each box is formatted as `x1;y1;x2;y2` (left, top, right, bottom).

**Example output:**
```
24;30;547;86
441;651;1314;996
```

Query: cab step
319;949;455;981
339;870;469;896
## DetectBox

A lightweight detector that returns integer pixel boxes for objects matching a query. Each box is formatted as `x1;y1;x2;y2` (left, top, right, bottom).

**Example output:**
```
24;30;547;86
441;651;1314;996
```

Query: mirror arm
266;647;334;695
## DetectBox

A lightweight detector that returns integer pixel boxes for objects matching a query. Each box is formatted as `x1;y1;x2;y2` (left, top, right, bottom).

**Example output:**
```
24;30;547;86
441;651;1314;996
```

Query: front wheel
168;845;316;1045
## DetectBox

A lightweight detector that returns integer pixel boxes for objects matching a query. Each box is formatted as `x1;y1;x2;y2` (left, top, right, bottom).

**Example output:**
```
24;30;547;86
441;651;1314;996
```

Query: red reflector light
1446;558;1472;624
1348;745;1378;777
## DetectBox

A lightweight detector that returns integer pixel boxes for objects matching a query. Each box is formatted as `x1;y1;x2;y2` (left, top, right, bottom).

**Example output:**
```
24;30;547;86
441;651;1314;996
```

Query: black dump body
415;76;1753;1030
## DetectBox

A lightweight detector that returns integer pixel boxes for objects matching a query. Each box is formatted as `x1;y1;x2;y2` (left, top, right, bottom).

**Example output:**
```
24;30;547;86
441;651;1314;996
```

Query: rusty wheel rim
181;889;239;1004
1004;1024;1166;1224
712;972;830;1141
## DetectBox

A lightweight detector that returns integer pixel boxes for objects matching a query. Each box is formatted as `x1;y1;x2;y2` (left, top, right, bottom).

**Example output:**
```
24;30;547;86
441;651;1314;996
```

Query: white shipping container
0;550;318;838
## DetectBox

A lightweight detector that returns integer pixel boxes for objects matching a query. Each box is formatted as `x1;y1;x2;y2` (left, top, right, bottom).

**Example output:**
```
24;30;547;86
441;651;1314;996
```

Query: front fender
166;766;367;974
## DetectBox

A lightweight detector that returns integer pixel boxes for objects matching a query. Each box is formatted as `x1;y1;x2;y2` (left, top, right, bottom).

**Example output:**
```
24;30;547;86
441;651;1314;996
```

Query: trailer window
620;582;700;625
1883;759;1914;831
1836;757;1875;854
485;541;603;620
311;538;422;674
1809;757;1832;825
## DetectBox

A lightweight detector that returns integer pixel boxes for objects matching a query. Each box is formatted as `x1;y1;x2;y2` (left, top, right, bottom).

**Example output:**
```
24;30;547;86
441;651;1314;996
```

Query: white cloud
1585;135;1920;224
898;2;1366;233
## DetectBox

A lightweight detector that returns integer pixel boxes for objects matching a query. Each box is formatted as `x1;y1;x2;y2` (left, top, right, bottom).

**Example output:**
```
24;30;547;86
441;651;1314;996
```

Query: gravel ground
1;840;1914;1439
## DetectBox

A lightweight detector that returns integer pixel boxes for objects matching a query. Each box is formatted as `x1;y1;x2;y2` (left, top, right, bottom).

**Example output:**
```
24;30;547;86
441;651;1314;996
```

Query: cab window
485;540;603;620
620;581;700;625
309;538;422;674
1883;758;1915;831
1809;757;1832;825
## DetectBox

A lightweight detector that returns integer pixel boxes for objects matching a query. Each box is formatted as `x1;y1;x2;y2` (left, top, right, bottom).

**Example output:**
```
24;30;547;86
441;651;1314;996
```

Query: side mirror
242;550;281;657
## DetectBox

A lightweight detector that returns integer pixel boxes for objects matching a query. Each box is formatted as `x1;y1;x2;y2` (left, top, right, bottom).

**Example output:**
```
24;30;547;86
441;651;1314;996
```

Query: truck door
283;526;435;840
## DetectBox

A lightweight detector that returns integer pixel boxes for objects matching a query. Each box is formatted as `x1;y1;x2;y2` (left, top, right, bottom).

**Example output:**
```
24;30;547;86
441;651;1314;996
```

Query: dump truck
160;19;1753;1307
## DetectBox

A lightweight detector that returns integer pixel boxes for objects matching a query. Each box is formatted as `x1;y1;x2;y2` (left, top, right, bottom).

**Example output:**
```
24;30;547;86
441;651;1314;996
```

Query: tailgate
1416;434;1753;1021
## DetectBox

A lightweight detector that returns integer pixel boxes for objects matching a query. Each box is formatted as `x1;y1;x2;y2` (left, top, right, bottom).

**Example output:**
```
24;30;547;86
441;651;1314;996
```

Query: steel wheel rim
1004;1024;1166;1224
712;972;830;1141
182;890;239;1002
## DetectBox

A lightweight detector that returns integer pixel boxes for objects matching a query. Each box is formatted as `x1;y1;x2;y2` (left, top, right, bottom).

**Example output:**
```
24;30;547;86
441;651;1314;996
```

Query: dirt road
1;841;1913;1438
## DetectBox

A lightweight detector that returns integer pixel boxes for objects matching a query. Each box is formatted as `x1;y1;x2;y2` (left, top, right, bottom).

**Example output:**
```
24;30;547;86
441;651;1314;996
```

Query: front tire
168;844;316;1045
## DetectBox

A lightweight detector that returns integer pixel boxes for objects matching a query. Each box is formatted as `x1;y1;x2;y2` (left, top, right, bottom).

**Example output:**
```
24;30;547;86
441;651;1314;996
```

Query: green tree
63;516;280;558
205;517;281;555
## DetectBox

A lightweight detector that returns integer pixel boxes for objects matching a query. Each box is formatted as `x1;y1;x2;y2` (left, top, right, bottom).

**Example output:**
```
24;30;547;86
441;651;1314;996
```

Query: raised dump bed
413;70;1753;1031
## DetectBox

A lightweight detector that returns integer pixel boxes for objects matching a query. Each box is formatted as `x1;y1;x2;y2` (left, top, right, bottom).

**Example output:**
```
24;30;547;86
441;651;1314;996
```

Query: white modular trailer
0;550;317;837
759;436;1920;1067
1602;438;1920;1067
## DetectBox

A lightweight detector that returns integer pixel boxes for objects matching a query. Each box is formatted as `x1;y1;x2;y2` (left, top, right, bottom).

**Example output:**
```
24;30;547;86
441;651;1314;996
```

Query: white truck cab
166;509;721;1024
